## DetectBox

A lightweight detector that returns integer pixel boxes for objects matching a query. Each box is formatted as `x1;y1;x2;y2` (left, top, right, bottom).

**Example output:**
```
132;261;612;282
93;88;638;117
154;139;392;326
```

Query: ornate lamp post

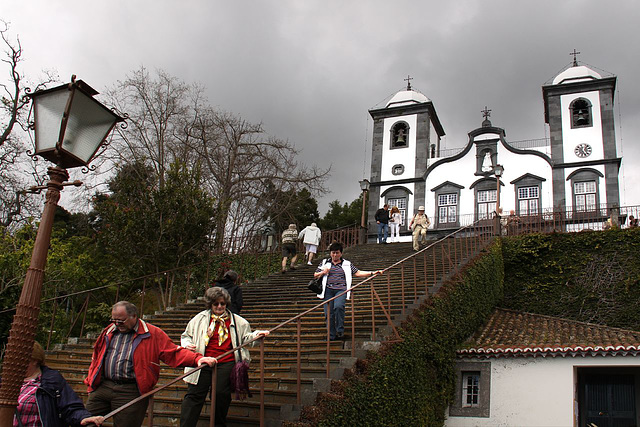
0;76;123;424
359;179;370;243
493;164;504;235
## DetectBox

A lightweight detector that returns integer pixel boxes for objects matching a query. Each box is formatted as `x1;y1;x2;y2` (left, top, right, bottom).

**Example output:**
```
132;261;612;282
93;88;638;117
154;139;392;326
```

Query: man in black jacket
212;270;243;313
374;204;390;244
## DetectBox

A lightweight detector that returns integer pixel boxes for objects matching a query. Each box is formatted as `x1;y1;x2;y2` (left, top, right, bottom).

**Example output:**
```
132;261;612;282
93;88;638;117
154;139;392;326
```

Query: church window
387;197;407;225
392;164;405;176
517;186;540;216
462;372;481;407
438;194;458;224
574;181;597;212
477;189;497;220
570;98;592;128
391;122;409;149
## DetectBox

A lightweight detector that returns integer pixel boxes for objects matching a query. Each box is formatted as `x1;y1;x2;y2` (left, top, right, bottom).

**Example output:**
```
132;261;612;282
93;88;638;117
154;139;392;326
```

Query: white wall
422;139;552;223
560;91;603;162
445;355;640;427
380;114;418;182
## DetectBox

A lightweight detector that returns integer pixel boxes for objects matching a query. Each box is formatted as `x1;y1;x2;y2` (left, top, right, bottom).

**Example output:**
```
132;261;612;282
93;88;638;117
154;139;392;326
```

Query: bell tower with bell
542;50;620;210
366;76;445;236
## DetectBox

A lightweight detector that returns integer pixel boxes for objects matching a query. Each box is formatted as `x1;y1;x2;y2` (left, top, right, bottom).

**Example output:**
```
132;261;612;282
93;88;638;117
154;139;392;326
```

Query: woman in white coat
180;287;269;427
298;222;322;264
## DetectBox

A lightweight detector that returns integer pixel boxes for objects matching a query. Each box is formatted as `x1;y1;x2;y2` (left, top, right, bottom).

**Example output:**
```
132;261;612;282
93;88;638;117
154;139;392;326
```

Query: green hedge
307;241;504;427
501;228;640;329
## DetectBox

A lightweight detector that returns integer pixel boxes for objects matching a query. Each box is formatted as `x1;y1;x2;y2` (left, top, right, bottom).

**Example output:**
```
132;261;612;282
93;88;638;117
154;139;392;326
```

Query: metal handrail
100;219;496;426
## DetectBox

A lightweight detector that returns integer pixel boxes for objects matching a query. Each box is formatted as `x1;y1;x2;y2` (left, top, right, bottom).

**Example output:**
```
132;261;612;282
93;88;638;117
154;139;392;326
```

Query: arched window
570;98;592;128
391;122;409;149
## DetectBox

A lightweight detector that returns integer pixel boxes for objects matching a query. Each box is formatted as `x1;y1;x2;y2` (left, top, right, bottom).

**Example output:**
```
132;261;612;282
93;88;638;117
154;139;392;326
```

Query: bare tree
184;109;329;250
105;67;198;189
0;21;57;227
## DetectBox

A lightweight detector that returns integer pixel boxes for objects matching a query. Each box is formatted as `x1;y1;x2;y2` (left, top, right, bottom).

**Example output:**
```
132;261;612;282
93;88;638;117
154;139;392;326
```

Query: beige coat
181;309;258;385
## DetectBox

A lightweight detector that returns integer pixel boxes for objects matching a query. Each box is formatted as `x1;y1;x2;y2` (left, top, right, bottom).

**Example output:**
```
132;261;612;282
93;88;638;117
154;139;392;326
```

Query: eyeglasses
212;302;226;307
110;318;127;325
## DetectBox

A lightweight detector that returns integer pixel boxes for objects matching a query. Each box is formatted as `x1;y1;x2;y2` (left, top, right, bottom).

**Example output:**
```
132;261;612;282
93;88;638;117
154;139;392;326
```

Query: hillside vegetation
501;228;640;330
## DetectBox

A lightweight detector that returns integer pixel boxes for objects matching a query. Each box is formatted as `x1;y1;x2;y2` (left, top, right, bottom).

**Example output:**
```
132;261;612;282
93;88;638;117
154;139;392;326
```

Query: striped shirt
316;259;359;290
14;376;41;427
104;323;138;381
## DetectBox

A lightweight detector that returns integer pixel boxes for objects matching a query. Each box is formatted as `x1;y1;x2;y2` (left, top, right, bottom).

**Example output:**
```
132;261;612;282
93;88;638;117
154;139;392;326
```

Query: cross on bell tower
404;75;413;90
569;49;581;66
481;106;492;127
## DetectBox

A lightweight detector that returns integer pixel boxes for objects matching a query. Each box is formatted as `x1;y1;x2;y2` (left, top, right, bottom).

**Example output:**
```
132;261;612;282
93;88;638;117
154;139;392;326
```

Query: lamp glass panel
33;89;69;152
63;90;119;163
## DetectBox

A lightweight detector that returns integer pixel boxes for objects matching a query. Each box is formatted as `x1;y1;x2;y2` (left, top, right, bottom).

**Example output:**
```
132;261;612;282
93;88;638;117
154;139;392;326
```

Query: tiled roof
457;308;640;358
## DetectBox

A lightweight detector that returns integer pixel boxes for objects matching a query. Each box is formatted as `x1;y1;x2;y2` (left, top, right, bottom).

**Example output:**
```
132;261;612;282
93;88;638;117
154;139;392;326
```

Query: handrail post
370;282;376;341
210;365;217;427
46;299;58;351
413;256;417;301
79;294;90;338
386;270;391;311
433;246;437;288
350;291;356;357
259;337;265;427
423;251;427;295
140;278;147;316
296;318;301;405
326;301;331;378
401;262;405;315
185;269;191;304
147;396;154;427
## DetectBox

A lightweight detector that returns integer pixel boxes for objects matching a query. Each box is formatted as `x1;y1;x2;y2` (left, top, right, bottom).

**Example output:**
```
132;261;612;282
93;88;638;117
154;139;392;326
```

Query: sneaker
307;261;312;265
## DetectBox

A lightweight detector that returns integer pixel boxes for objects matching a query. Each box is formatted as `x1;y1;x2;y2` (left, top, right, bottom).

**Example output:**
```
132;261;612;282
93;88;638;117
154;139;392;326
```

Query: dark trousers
324;287;347;339
86;380;149;427
181;362;234;427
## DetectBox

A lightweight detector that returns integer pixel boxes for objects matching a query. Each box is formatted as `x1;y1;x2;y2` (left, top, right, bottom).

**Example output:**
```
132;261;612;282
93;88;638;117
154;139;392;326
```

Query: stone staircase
44;239;475;426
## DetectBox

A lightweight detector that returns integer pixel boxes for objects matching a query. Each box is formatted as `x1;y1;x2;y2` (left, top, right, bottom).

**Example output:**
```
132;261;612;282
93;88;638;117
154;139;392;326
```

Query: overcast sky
3;1;640;215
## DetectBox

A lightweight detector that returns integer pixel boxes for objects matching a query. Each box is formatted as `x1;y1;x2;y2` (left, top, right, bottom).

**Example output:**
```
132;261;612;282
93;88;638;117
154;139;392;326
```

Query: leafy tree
319;194;365;230
92;160;215;308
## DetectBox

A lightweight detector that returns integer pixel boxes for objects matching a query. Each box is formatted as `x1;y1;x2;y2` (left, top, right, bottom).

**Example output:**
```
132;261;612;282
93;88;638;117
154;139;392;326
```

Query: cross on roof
570;49;581;66
481;106;492;120
404;75;413;90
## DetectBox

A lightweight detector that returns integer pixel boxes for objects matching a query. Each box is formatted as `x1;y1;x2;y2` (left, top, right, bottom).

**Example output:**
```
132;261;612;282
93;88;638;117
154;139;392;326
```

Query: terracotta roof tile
457;308;640;358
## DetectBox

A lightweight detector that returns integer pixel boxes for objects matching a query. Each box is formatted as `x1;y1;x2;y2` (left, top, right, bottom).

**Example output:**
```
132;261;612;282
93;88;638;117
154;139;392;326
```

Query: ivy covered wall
501;228;640;330
305;241;504;427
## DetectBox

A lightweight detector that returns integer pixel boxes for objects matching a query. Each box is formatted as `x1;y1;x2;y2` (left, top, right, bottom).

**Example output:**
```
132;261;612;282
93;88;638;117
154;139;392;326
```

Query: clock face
574;143;592;158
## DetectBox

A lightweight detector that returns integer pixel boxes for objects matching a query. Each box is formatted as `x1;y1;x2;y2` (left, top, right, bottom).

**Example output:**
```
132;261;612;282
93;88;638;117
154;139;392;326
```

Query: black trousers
180;362;234;427
86;380;148;427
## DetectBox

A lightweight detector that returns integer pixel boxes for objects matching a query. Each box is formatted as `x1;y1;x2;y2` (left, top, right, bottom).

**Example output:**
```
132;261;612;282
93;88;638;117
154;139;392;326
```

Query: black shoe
336;332;344;339
281;269;286;274
290;265;296;270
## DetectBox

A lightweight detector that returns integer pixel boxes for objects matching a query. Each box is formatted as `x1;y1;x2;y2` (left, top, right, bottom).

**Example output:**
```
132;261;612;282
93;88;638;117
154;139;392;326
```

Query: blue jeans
323;287;347;339
377;223;389;243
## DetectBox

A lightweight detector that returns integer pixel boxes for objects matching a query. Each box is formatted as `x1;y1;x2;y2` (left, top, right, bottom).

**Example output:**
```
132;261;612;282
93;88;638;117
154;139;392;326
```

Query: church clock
574;143;592;158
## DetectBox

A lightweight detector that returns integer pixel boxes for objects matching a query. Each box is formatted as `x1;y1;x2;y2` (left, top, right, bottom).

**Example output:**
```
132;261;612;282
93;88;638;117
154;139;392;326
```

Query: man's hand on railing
198;356;218;367
81;415;104;426
255;330;270;338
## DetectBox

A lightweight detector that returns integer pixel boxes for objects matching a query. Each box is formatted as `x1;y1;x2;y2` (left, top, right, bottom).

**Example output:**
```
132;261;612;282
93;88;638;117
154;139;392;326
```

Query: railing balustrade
101;219;496;426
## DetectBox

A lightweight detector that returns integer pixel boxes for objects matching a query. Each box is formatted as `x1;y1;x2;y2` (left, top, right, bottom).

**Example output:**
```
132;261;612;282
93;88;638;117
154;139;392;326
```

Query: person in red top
84;301;216;427
180;287;269;427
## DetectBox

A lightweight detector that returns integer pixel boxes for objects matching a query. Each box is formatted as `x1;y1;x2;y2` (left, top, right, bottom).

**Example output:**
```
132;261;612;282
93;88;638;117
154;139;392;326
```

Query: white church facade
366;60;621;239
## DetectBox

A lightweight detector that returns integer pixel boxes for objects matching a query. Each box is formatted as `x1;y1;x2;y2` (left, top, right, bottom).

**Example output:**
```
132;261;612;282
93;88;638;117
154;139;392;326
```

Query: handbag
230;313;252;400
308;258;329;294
308;276;323;294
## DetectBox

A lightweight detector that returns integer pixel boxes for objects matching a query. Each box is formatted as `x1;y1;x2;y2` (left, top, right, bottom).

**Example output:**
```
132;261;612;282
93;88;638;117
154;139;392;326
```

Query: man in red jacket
85;301;216;426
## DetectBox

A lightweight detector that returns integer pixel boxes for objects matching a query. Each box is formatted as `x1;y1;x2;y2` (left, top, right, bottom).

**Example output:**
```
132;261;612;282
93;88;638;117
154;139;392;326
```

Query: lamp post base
0;166;68;425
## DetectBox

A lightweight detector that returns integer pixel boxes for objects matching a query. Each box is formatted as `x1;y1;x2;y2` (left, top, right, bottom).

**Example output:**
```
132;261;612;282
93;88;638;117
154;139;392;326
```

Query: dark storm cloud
4;0;640;212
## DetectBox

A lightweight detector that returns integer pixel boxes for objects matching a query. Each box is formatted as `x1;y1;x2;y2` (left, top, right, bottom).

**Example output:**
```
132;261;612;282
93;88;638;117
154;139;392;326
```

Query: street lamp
358;179;370;244
0;76;123;424
493;164;504;213
359;179;370;228
493;164;504;235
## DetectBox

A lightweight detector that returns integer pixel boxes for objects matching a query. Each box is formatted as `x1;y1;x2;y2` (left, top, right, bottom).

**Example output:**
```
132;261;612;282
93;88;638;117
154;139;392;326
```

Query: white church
365;58;621;238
